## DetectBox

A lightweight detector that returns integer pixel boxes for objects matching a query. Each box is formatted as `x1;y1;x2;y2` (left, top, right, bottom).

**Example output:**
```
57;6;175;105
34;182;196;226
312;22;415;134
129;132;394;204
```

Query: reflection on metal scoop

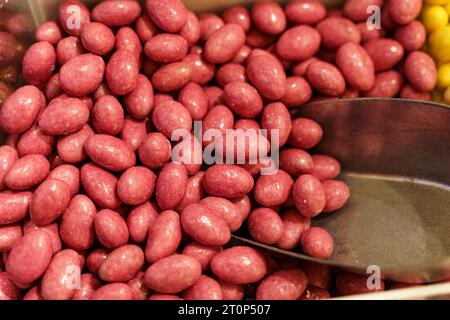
232;98;450;283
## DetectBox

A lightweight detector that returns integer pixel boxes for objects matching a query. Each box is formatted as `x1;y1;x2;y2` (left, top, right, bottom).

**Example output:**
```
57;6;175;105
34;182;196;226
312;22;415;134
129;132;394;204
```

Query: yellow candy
433;47;450;63
437;63;450;88
446;3;450;15
422;6;449;33
429;26;450;62
444;86;450;104
425;0;450;5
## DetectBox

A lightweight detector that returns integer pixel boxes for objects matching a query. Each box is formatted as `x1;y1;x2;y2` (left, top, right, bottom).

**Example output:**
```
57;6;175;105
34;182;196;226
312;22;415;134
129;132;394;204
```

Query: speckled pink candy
145;210;182;263
143;254;201;294
276;209;311;250
95;209;129;249
35;21;63;45
152;100;192;139
23;220;62;255
72;273;101;300
4;154;50;190
288;117;323;150
87;248;109;275
178;172;206;212
22;42;56;87
219;280;245;300
39;97;90;135
84;134;136;172
293;174;326;217
362;70;404;98
81;22;115;56
127;271;150;300
92;283;133;300
200;196;241;232
138;132;172;169
364;39;404;72
316;17;361;49
120;117;148;151
301;227;334;260
0;224;22;253
178;82;208;120
182;241;221;272
92;0;142;27
48;164;80;198
182;54;215;85
30;179;71;226
306;61;346;97
210;246;267;284
80;163;121;209
57;124;94;164
248;208;283;245
0;191;31;225
204;24;246;64
145;0;187;33
92;95;125;135
279;148;314;176
276;25;321;62
256;268;308;300
127;202;159;243
59;54;105;97
251;1;286;35
181;203;231;246
0;272;20;300
99;244;144;282
145;34;188;63
203;164;254;199
106;49;139;95
17;125;55;158
58;0;90;37
216;63;247;87
6;230;53;286
336;43;375;91
0;85;42;134
285;0;326;25
0;146;18;190
223;81;263;118
180;11;201;45
152;61;192;92
60;195;97;251
56;36;85;65
41;249;80;300
323;180;351;213
223;6;251;32
117;166;156;205
247;54;286;100
155;162;188;210
183;275;223;300
404;51;437;92
124;74;154;120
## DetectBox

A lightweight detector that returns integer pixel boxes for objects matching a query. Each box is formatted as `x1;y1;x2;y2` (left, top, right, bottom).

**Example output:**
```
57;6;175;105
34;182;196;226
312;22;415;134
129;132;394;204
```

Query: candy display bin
1;0;449;301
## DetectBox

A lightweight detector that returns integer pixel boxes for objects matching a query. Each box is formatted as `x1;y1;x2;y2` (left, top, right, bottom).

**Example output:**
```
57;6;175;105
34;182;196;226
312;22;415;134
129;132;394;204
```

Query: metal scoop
232;98;450;283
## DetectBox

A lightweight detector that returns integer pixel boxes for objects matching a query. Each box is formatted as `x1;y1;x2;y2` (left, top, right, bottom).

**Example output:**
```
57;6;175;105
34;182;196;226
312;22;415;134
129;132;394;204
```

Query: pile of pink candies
0;0;435;300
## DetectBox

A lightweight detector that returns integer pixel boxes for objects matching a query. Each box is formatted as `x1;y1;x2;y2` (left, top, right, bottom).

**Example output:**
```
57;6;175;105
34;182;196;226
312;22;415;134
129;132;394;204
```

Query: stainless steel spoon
232;98;450;283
